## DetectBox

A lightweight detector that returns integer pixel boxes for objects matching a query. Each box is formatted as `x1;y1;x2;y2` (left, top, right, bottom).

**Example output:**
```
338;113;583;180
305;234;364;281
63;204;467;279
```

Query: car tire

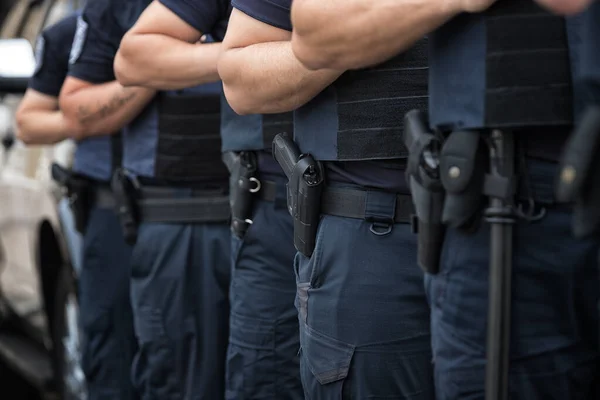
52;266;87;400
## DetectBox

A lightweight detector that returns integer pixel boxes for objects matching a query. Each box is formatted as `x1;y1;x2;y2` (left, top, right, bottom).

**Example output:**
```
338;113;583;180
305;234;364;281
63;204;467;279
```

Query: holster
403;110;446;274
51;163;92;234
440;130;487;231
111;169;140;246
272;133;324;257
223;151;259;239
556;106;600;237
288;156;325;257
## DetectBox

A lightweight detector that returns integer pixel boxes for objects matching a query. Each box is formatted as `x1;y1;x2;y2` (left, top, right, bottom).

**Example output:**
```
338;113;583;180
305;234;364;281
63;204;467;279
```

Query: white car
0;1;86;399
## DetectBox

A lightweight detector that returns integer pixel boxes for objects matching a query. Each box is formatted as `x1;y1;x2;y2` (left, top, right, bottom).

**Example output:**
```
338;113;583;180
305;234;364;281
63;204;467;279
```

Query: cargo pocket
226;312;276;399
132;307;180;400
299;323;355;399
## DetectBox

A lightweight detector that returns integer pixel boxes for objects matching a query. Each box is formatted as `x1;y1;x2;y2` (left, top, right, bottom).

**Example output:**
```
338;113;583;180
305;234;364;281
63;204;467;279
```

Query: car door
0;0;81;339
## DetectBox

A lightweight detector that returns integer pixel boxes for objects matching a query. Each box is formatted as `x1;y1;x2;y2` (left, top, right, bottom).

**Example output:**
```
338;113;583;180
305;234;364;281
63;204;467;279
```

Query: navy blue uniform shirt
68;0;144;83
231;0;291;31
158;0;230;40
30;13;78;96
232;0;409;192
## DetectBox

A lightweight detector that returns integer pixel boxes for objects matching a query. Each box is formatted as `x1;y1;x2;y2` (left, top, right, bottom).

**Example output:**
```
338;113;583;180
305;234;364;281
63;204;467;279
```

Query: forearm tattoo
76;88;137;125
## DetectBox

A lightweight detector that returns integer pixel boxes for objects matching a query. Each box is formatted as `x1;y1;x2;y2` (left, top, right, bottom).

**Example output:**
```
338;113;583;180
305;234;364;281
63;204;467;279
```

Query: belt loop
365;190;396;236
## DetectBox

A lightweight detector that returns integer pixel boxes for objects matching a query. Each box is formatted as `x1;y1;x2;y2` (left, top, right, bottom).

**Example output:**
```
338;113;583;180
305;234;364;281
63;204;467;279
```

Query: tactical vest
428;0;599;130
294;39;428;161
220;97;293;153
573;2;600;114
73;134;121;181
123;83;228;184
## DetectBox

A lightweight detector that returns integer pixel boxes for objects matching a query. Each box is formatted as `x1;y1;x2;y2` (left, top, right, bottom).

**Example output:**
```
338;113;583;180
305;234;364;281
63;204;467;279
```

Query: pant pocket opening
300;322;355;386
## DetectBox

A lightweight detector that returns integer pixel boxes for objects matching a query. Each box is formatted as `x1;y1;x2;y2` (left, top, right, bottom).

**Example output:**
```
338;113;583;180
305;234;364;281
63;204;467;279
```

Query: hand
533;0;593;15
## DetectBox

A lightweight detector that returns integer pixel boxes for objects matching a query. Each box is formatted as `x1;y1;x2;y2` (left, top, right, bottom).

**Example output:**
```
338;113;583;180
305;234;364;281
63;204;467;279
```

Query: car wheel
52;266;87;400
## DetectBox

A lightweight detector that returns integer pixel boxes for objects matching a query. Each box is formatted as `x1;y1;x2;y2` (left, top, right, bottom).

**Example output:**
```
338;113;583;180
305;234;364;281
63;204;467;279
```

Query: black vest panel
155;92;228;184
294;39;428;161
263;111;293;152
430;0;574;130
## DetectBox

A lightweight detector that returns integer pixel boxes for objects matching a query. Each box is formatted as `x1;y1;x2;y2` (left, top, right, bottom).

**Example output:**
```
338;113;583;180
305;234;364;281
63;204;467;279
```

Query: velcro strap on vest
137;186;230;223
335;39;429;161
484;0;573;127
320;187;415;224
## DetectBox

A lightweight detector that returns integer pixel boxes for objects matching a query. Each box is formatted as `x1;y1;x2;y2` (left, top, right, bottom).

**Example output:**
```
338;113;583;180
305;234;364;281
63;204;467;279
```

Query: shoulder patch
34;35;45;74
69;16;88;65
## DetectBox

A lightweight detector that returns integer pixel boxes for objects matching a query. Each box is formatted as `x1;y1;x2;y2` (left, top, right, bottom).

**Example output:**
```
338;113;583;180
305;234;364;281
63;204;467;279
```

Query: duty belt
254;179;277;202
321;187;415;224
137;186;230;224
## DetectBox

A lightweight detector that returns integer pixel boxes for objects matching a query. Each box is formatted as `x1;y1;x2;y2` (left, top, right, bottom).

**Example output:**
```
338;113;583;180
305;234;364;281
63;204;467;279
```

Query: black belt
92;185;116;209
137;186;230;224
257;179;277;202
320;187;415;224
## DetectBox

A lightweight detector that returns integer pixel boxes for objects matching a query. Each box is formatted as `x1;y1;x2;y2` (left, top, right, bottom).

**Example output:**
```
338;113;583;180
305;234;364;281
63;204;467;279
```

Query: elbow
114;35;144;87
15;109;34;145
114;56;140;87
218;55;253;115
291;34;334;71
222;84;254;115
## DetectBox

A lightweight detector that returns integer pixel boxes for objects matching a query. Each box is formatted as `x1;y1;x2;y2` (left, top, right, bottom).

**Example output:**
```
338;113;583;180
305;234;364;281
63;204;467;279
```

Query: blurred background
1;1;87;399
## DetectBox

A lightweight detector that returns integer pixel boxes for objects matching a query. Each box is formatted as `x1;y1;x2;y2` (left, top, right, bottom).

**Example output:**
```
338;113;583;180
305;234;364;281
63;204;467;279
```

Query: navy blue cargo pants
130;219;231;400
227;172;303;399
295;184;435;399
79;204;137;400
426;159;600;399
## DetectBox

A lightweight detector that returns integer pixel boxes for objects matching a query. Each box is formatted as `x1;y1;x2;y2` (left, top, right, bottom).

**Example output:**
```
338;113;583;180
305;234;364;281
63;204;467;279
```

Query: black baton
484;130;516;400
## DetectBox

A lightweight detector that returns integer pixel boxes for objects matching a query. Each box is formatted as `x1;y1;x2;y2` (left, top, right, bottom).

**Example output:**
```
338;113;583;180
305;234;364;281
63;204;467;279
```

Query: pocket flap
301;323;355;385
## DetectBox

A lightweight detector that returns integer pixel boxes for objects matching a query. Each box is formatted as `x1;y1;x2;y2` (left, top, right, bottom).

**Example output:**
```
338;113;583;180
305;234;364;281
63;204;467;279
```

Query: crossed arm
58;77;156;138
218;8;342;115
290;0;594;72
115;1;220;90
15;90;73;145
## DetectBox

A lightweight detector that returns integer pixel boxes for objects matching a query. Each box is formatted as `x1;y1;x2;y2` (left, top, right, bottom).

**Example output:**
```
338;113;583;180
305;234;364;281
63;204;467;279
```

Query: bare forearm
60;81;155;137
16;110;70;145
291;0;457;70
115;34;220;89
219;41;341;115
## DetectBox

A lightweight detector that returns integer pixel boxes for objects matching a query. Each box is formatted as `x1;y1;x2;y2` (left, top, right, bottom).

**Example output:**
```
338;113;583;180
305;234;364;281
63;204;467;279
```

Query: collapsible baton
484;130;516;400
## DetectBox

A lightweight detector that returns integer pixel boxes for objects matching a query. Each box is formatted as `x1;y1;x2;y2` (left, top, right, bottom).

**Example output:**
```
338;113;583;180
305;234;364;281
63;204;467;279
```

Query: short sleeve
232;0;291;31
67;0;126;83
158;0;229;34
29;14;78;96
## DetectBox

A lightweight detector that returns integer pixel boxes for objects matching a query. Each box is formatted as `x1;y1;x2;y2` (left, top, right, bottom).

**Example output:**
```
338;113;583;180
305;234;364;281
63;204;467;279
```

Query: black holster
51;163;92;234
223;151;259;239
403;110;446;274
272;133;324;257
111;169;140;246
556;106;600;237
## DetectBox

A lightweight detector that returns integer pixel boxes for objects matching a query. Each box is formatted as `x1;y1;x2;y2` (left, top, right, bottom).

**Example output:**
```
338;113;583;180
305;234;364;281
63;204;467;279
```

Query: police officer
16;13;142;400
219;3;434;399
290;0;600;398
114;2;304;398
60;1;232;398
